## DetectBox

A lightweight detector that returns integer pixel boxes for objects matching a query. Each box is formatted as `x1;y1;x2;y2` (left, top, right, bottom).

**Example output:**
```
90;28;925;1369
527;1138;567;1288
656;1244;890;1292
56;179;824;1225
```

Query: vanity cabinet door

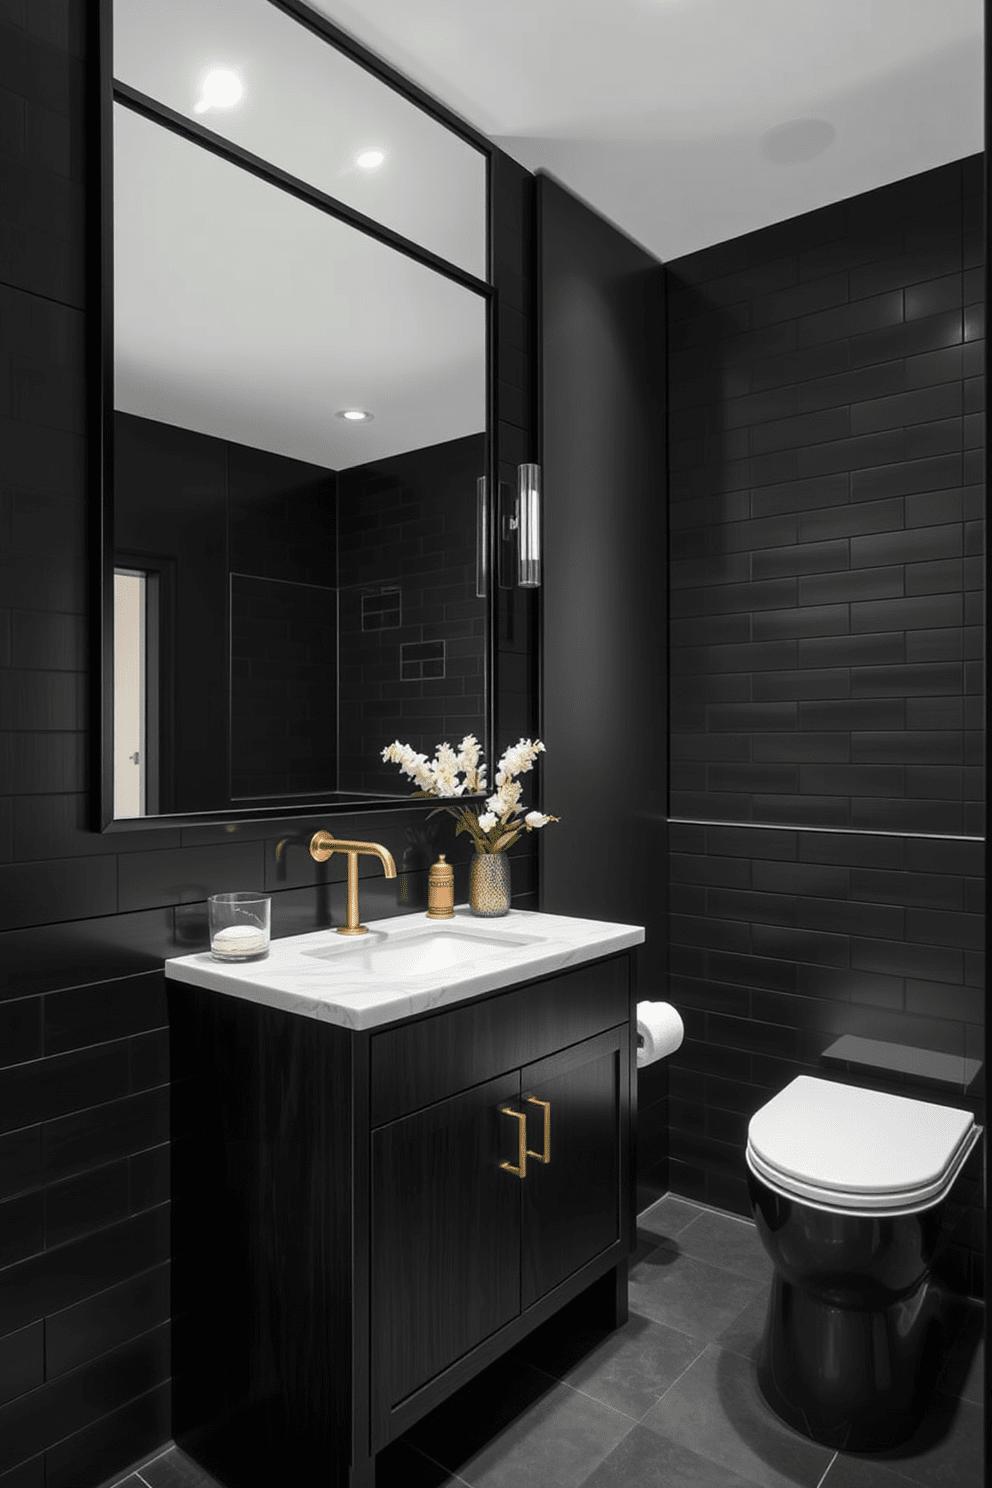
371;1070;522;1427
520;1027;624;1311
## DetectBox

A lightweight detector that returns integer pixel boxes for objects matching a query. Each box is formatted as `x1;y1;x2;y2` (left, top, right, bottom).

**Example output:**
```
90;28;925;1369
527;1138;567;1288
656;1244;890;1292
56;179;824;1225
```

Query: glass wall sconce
515;462;542;587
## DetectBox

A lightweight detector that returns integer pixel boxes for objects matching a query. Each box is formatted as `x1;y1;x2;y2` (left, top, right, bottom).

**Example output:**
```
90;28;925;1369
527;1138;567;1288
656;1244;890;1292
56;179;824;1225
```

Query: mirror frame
92;0;498;831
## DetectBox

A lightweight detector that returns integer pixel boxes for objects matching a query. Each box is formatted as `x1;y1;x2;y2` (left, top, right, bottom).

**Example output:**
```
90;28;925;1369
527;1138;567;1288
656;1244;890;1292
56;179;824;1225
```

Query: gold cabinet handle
526;1098;551;1164
499;1106;527;1178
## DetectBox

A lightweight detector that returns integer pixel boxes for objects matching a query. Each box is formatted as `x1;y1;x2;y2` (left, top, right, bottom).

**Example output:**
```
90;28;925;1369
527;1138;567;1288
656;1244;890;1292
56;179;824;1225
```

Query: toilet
745;1075;982;1451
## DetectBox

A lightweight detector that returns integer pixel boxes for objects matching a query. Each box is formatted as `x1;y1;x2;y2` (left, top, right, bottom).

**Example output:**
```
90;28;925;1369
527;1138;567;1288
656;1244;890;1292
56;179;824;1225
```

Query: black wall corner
536;174;669;1206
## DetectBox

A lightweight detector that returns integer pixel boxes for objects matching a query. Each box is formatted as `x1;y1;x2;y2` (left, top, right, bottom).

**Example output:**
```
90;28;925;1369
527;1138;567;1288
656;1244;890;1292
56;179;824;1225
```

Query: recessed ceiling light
356;149;385;170
194;68;244;115
336;408;374;422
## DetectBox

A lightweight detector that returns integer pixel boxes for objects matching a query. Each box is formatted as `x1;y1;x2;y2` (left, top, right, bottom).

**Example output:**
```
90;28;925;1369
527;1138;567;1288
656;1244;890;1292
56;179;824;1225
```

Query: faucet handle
310;830;336;862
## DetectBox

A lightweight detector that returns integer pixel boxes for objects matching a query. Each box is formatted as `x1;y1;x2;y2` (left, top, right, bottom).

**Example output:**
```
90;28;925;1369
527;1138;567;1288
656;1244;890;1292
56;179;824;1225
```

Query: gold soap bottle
426;854;455;919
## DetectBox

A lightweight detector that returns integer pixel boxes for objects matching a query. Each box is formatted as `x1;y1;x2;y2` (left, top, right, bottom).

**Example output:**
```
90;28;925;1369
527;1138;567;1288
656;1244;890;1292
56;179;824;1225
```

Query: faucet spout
309;831;397;935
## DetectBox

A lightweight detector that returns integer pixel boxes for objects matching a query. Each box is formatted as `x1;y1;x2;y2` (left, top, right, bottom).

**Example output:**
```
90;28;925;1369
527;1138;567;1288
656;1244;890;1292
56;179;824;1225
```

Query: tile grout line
815;1450;839;1488
634;1340;710;1421
411;1444;475;1488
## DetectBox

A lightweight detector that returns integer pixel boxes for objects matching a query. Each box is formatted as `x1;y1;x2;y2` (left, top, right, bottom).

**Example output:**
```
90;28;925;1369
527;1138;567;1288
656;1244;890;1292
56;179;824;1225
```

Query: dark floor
109;1195;985;1488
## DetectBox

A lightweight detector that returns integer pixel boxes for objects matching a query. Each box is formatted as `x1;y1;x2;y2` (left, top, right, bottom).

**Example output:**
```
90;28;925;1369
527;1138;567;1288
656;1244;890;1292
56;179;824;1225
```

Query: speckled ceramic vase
469;852;511;916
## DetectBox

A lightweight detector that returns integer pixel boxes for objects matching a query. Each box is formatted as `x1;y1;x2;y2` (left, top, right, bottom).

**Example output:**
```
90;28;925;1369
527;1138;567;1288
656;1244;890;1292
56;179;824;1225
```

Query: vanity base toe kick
168;952;636;1487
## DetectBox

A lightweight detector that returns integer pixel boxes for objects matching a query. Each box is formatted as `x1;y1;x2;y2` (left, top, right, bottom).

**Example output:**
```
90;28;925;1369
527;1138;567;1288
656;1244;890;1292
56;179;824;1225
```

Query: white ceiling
307;0;985;262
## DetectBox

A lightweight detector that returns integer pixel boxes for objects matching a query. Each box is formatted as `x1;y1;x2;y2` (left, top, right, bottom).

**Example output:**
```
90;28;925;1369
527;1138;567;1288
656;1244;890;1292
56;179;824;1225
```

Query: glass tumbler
208;892;271;961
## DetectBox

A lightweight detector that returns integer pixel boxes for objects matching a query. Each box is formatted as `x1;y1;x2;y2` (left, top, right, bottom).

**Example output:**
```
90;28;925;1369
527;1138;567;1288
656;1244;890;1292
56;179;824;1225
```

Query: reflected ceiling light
194;69;244;115
356;149;385;169
336;408;374;421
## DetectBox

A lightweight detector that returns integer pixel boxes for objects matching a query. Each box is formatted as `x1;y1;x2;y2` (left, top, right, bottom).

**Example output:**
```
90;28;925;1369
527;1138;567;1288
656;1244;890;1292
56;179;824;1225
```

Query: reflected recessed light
194;68;244;115
356;149;385;170
336;408;374;422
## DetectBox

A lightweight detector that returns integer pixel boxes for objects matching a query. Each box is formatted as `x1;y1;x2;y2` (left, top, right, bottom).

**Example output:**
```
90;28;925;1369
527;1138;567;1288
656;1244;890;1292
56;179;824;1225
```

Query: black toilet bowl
747;1167;952;1451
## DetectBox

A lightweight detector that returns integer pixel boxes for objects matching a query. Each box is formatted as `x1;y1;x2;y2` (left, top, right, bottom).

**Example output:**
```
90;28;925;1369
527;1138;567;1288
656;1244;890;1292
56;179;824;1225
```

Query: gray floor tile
580;1421;775;1488
838;1394;984;1488
637;1193;703;1248
715;1291;768;1362
517;1306;705;1420
936;1301;984;1406
109;1478;149;1488
137;1448;217;1488
407;1356;635;1488
668;1207;774;1286
640;1344;835;1488
821;1454;924;1487
628;1244;761;1342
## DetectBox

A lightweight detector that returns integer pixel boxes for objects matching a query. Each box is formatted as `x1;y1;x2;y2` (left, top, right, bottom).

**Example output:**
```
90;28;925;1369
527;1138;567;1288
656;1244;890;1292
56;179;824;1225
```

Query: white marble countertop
164;906;645;1031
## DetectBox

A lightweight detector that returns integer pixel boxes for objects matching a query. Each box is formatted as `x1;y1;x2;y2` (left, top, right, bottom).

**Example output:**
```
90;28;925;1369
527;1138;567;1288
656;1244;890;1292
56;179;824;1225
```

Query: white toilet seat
747;1075;981;1217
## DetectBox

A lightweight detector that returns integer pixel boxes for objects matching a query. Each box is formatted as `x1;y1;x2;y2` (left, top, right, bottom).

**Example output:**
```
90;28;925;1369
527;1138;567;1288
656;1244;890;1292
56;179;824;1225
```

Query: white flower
381;741;434;791
525;811;553;829
456;735;481;772
496;738;545;780
477;812;497;831
487;779;523;819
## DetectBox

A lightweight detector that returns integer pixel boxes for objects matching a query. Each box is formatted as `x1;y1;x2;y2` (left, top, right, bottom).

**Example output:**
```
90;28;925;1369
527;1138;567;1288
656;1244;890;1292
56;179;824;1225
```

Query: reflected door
114;568;146;817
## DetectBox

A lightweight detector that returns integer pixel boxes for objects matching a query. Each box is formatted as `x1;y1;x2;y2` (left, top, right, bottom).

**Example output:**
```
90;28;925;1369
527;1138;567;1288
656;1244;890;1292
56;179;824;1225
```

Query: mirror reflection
113;0;487;277
109;10;489;820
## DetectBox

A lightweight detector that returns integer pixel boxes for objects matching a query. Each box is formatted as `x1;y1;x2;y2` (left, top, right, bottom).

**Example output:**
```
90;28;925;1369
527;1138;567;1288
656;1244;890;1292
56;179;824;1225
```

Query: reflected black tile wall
0;9;539;1485
336;434;487;794
668;158;984;835
665;160;985;1298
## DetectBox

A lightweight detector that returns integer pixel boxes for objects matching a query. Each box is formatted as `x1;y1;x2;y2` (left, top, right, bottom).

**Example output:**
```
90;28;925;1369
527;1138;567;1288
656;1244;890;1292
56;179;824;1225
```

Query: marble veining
164;906;645;1030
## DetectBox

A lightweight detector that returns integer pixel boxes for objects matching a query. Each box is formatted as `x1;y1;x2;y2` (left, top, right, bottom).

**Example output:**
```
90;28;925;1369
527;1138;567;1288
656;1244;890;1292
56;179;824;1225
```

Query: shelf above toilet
820;1035;983;1095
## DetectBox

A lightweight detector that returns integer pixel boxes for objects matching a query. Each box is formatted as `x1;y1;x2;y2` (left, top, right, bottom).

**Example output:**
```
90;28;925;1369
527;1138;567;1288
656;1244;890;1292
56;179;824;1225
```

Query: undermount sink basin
302;926;544;976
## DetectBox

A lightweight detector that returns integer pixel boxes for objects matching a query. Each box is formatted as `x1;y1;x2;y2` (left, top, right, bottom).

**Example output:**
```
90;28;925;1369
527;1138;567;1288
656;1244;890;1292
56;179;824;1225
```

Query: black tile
128;1143;170;1213
44;1159;130;1249
0;1189;43;1267
3;731;86;794
45;1264;171;1380
0;857;117;932
44;972;167;1055
42;1086;171;1188
0;996;42;1070
13;795;181;861
0;1457;45;1488
0;1042;129;1136
851;524;963;568
116;841;266;914
851;453;963;503
0;1323;43;1408
851;938;963;985
0;1205;170;1337
0;908;176;1002
0;669;85;730
43;1380;172;1488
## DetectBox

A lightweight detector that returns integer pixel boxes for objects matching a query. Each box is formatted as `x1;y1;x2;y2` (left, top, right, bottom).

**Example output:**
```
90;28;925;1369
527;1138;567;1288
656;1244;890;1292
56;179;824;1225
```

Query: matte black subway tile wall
665;159;985;1299
669;157;984;835
0;7;539;1483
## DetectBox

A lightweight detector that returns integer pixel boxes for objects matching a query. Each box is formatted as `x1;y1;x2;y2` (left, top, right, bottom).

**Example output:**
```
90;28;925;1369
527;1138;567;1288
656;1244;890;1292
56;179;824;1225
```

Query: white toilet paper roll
636;1001;684;1068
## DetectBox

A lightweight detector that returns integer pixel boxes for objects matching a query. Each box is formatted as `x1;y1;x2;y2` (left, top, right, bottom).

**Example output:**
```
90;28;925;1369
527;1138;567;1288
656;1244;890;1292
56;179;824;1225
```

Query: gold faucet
309;831;397;936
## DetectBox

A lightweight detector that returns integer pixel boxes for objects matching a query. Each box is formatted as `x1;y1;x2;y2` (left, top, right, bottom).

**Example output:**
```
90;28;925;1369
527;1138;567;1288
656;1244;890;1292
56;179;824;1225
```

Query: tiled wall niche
0;7;538;1485
664;157;986;1298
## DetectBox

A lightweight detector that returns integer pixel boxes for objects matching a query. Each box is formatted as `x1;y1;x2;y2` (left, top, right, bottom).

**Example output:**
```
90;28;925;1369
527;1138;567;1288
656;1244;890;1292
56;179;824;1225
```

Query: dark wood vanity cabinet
169;951;635;1488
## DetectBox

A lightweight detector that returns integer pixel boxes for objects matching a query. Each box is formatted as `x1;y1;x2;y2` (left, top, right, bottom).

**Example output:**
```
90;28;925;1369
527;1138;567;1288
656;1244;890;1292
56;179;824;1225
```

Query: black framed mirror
96;0;496;829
